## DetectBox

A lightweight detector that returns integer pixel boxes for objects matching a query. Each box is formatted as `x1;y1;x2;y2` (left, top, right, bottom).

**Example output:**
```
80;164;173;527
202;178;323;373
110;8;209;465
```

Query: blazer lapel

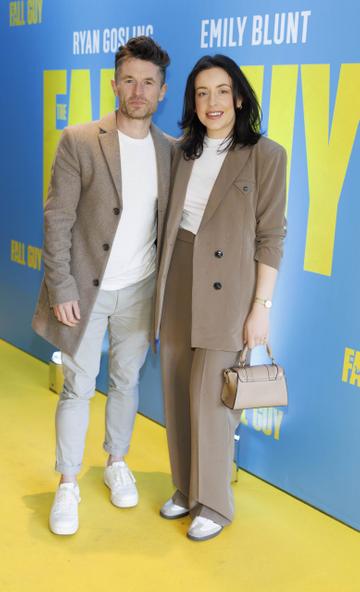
198;145;252;231
166;154;194;241
98;112;122;207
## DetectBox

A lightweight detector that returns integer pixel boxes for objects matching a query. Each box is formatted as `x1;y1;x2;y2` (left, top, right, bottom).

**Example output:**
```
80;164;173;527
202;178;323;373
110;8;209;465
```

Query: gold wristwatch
254;297;272;309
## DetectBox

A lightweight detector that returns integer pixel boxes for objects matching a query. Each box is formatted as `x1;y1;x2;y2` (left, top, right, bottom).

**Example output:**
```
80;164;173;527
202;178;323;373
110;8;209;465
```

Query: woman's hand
243;303;270;349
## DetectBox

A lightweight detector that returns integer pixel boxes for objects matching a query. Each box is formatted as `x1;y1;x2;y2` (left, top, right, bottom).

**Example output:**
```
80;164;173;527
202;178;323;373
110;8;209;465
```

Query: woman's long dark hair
180;54;262;159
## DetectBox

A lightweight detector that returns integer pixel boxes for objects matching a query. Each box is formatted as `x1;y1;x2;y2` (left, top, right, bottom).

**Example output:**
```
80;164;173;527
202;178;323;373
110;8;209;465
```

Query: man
32;36;171;535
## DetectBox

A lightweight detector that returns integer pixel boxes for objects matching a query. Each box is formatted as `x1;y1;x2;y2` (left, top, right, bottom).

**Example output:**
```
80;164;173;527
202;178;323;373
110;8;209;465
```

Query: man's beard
120;101;154;120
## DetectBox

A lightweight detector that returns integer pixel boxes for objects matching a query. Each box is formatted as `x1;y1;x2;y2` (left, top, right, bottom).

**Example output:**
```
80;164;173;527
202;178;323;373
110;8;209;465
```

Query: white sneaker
49;482;81;535
160;498;189;520
187;516;223;541
104;461;138;508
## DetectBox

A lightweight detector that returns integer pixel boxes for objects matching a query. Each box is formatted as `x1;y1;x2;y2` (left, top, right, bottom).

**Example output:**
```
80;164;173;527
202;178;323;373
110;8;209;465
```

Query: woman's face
194;67;241;139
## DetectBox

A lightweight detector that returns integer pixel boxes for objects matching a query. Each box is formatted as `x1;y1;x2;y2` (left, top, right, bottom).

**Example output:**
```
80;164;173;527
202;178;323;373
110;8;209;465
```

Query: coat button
213;282;222;290
103;243;110;251
113;207;120;215
215;250;224;258
93;279;99;287
243;185;249;192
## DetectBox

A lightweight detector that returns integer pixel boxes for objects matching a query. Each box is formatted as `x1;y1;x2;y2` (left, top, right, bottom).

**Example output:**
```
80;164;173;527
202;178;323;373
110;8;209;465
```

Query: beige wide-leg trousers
160;229;242;526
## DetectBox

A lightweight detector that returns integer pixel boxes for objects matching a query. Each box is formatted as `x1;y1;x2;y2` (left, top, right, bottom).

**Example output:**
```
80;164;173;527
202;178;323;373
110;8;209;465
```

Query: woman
154;55;287;541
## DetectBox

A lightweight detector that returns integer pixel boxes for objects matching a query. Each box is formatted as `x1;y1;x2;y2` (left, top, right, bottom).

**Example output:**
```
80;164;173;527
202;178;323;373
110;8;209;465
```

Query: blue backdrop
1;0;359;529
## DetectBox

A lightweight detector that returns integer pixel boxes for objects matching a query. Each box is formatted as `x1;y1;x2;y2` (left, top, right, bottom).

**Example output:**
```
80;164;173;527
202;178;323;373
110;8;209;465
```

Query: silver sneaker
187;516;223;541
104;461;138;508
160;498;189;520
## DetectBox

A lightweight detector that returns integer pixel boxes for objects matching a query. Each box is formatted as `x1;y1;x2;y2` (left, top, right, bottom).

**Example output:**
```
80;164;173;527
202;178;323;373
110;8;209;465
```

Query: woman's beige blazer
154;136;287;351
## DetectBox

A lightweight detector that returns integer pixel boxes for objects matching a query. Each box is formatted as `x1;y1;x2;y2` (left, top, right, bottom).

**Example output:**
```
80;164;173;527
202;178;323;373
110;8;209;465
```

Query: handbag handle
237;343;275;367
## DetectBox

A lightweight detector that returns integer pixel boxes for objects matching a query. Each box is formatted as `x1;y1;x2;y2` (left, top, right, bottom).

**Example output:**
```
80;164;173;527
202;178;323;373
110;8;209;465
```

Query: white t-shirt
180;136;228;234
101;130;158;290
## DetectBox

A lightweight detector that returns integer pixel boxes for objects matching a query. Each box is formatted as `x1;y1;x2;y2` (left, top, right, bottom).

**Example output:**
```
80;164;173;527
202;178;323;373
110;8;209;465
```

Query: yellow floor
0;339;359;592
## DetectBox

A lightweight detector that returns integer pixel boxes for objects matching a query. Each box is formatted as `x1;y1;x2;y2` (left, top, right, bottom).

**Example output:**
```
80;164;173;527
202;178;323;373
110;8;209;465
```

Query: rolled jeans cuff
55;461;82;476
103;442;130;457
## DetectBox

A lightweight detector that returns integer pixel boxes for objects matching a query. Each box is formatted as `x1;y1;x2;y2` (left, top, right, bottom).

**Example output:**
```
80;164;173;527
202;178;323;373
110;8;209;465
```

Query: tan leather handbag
221;344;288;410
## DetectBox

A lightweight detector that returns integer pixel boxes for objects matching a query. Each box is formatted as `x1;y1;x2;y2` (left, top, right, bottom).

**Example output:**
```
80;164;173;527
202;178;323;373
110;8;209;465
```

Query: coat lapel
150;124;171;247
198;145;252;231
98;112;122;207
150;124;170;214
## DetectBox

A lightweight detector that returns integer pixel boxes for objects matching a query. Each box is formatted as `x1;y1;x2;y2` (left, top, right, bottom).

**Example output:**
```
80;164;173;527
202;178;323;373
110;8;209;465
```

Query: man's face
112;57;167;120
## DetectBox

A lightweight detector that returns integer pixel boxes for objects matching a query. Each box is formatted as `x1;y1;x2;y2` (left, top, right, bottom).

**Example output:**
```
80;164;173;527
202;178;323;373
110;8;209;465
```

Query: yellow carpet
0;339;359;592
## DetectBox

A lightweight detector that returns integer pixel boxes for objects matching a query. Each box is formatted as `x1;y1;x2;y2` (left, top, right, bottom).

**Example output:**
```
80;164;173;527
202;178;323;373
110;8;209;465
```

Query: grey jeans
55;273;155;475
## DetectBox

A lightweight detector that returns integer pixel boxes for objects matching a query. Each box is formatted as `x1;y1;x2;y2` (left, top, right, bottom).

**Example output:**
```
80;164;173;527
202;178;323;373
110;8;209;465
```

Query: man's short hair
115;36;170;85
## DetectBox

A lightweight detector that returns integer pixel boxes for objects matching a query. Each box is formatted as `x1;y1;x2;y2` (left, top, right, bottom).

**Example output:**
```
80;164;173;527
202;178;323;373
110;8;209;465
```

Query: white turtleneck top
180;136;228;234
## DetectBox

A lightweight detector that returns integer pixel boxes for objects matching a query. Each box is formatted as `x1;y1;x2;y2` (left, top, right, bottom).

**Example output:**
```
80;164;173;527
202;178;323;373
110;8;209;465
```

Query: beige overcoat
32;111;172;356
154;136;287;352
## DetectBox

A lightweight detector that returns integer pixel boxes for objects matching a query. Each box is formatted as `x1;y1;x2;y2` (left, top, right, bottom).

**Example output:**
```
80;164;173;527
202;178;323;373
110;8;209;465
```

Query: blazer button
103;243;110;251
93;279;99;287
215;250;224;258
213;282;222;290
113;207;120;215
